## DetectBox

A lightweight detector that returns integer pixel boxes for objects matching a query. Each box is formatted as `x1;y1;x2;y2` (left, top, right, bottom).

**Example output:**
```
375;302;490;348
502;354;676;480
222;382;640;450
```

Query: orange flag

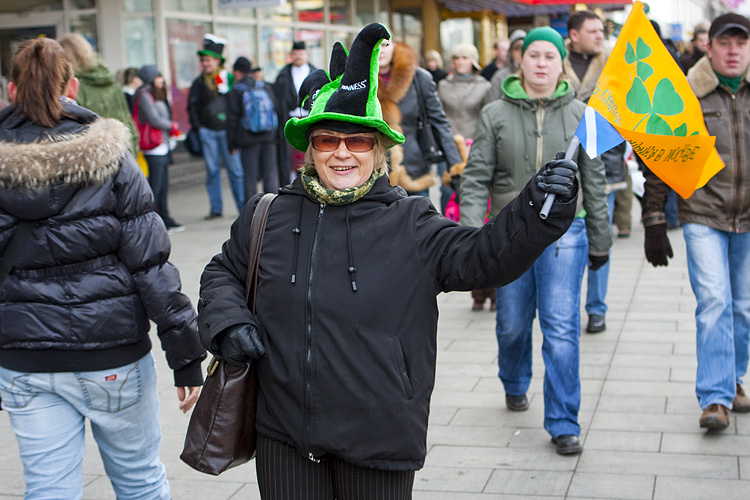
587;1;724;198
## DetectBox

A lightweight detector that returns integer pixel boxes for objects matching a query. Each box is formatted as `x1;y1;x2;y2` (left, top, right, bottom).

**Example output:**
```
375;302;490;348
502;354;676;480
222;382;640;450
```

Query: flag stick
539;136;581;220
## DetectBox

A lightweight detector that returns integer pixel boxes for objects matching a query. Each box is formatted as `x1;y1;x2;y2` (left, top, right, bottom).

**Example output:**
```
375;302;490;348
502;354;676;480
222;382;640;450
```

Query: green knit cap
522;26;567;60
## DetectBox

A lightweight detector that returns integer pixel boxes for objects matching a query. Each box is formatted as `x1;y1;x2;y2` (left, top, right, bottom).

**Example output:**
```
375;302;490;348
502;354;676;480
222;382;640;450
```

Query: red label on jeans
105;374;117;381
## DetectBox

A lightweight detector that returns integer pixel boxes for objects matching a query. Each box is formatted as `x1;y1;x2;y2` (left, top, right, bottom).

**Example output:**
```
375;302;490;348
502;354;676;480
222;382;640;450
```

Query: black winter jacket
188;74;230;131
0;103;205;386
198;174;576;470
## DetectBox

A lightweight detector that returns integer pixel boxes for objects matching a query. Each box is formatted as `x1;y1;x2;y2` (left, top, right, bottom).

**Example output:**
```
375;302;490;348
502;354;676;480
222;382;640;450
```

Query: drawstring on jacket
290;197;303;284
289;196;358;292
345;204;358;292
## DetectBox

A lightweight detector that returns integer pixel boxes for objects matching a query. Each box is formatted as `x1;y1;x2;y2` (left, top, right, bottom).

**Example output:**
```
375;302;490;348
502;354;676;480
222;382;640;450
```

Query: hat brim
197;49;225;64
285;113;405;152
711;23;750;39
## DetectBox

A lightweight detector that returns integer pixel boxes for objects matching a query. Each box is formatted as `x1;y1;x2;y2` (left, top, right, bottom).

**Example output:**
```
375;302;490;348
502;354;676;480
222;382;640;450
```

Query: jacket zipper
536;103;546;169
304;203;325;461
731;93;742;232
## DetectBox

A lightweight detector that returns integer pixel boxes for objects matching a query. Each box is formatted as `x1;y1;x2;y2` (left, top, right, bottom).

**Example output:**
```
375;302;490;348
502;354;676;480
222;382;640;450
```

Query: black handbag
184;127;203;157
180;193;277;475
413;76;444;166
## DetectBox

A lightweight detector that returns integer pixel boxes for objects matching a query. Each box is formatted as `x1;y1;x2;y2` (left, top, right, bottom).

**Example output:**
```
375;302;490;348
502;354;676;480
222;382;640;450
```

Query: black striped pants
256;434;415;500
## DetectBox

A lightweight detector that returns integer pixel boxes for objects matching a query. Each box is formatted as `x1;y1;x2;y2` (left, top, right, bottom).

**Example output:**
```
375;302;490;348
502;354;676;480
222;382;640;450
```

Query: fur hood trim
563;42;609;100
378;42;419;132
0;118;129;190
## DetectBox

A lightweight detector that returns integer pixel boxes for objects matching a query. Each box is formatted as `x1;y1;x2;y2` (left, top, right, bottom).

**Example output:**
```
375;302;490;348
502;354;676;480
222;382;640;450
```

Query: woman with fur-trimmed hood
377;39;463;194
0;38;205;498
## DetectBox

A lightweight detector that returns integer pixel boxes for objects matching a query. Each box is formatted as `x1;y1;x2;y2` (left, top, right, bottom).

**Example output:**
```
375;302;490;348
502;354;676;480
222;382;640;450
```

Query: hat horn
323;23;390;117
329;41;348;81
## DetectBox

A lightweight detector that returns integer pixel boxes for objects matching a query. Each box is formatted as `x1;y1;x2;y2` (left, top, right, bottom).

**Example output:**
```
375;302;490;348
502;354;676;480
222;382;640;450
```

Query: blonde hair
58;33;97;72
424;50;443;70
302;133;388;175
11;38;73;128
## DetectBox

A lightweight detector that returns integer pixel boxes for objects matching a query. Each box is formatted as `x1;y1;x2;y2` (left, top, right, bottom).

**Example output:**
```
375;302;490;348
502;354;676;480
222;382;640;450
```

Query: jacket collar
687;55;750;98
281;172;406;205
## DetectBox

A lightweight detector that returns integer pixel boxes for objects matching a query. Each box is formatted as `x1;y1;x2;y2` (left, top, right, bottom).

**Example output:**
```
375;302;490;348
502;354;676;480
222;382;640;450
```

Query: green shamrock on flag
624;37;696;136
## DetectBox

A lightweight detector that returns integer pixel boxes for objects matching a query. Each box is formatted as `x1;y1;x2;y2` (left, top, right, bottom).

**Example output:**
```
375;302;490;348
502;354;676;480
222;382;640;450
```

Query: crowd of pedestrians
1;6;750;499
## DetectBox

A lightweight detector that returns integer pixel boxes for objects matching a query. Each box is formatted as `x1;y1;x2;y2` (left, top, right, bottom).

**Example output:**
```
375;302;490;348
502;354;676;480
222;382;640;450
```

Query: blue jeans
495;218;588;438
585;191;616;317
199;127;245;215
0;353;170;500
683;223;750;409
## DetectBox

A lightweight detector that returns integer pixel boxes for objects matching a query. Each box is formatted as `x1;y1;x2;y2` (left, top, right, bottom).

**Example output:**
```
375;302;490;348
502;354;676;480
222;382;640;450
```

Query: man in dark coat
228;56;279;199
273;41;316;186
680;25;709;73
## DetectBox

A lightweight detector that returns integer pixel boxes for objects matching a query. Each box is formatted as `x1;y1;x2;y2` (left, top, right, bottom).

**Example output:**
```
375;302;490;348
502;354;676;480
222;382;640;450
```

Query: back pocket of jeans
76;362;142;412
0;373;39;409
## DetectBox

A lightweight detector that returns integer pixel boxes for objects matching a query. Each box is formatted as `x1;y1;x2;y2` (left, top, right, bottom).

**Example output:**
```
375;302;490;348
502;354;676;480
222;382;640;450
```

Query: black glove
644;223;673;267
450;175;461;204
536;151;579;203
589;254;609;271
216;324;266;367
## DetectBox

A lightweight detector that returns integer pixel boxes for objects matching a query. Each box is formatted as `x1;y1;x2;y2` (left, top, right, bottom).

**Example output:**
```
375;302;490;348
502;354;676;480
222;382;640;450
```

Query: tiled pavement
1;179;747;499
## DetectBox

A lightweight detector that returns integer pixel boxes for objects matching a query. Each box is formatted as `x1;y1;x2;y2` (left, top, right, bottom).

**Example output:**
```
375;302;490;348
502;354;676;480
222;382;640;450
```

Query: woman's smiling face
310;129;377;191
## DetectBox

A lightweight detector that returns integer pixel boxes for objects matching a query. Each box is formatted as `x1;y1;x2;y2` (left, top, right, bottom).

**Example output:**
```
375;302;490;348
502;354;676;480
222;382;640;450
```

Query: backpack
234;82;278;133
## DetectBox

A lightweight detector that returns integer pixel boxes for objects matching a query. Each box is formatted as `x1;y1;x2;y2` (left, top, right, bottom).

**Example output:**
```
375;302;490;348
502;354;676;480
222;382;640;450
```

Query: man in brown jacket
642;13;750;431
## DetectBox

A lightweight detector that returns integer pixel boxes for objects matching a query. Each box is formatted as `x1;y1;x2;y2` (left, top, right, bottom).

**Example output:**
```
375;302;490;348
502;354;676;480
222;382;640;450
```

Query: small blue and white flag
574;106;625;159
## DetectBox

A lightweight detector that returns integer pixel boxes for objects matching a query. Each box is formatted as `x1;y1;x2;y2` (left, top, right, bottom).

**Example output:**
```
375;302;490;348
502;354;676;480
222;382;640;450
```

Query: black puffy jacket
0;103;205;386
198;174;576;470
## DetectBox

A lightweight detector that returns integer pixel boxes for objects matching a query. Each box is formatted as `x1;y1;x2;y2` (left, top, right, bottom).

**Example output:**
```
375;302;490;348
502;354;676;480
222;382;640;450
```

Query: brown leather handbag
180;193;277;475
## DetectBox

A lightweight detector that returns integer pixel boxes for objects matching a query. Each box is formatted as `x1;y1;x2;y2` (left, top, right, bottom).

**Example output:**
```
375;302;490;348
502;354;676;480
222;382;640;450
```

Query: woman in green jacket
459;27;611;455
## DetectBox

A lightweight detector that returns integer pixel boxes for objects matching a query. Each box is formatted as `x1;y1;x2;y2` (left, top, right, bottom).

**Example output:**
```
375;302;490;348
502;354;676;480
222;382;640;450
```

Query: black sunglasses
311;134;375;153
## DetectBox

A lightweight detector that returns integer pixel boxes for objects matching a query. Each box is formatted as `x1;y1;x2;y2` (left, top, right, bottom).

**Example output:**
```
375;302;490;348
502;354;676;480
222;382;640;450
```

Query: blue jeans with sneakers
0;353;170;500
495;218;588;438
683;223;750;410
199;127;245;215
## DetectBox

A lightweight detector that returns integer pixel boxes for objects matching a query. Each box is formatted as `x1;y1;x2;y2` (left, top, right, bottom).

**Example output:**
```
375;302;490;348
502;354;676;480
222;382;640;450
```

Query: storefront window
216;23;257;70
216;0;254;16
167;19;212;131
391;9;422;58
258;3;291;22
356;0;375;26
69;0;96;8
296;0;323;24
261;25;292;82
70;14;99;52
329;0;349;25
297;30;323;71
124;17;157;68
163;0;211;14
331;30;354;49
24;0;62;11
122;0;153;12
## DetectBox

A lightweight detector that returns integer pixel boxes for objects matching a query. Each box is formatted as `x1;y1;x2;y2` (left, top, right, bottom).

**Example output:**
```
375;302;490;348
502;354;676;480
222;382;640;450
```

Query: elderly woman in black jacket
0;38;205;499
198;24;578;500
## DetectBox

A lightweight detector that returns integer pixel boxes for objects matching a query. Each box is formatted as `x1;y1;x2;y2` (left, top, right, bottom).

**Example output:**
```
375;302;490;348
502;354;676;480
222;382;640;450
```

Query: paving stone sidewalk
1;180;747;499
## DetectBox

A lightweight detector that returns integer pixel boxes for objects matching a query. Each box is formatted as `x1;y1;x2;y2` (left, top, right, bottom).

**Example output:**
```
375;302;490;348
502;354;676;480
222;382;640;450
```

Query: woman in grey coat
135;65;183;232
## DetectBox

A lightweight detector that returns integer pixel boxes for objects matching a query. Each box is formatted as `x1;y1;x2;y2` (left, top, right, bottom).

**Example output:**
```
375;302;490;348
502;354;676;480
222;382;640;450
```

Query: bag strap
0;221;33;286
412;73;427;129
244;193;278;313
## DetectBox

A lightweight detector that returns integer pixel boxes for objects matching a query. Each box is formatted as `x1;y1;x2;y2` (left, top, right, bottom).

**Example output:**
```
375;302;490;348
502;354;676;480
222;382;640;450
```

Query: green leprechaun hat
284;23;405;152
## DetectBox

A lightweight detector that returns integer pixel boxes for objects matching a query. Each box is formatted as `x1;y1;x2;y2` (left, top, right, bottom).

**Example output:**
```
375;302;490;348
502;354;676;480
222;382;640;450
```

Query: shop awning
438;0;632;15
